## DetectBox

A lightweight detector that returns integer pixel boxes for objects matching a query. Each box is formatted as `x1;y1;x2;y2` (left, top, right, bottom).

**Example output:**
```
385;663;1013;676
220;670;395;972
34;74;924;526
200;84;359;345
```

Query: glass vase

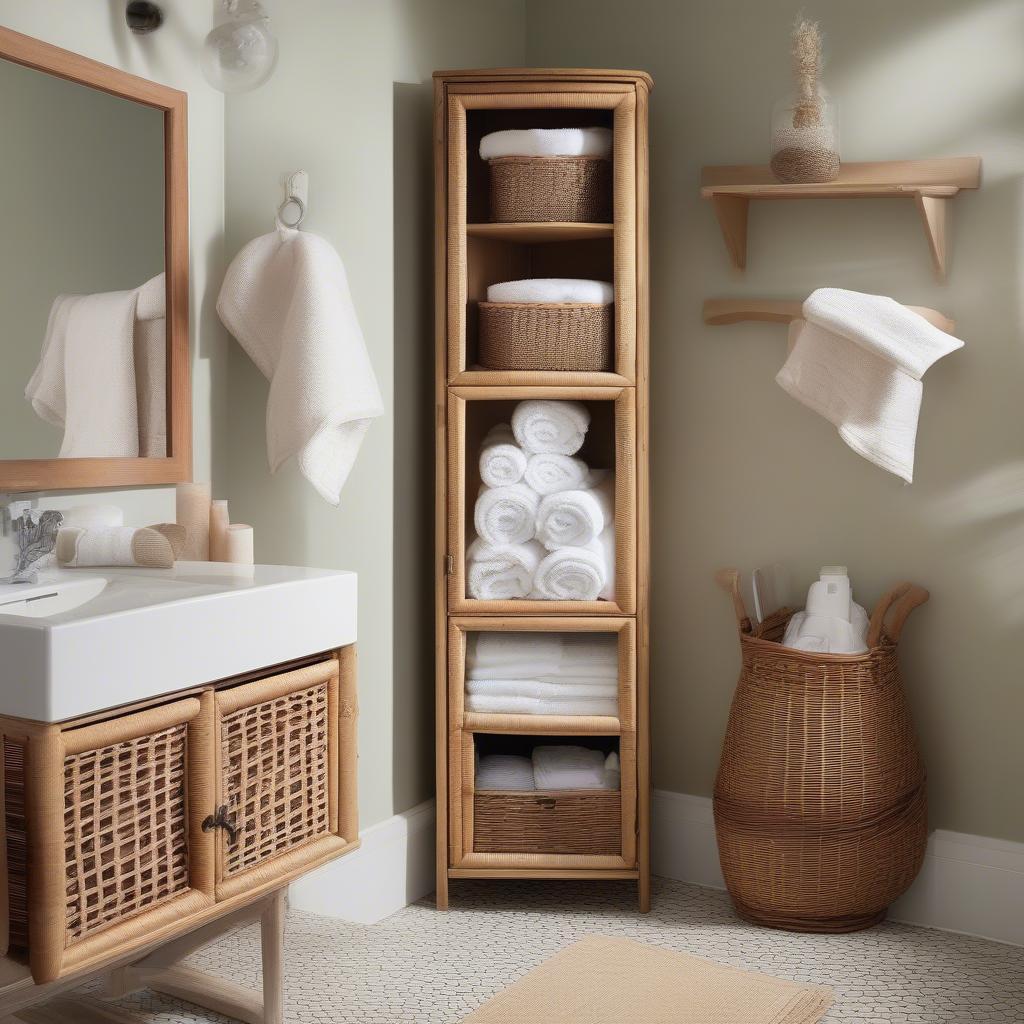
770;88;840;183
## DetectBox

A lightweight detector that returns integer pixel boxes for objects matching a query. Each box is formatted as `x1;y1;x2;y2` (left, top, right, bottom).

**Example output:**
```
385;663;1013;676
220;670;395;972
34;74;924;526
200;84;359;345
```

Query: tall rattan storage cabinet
434;69;651;910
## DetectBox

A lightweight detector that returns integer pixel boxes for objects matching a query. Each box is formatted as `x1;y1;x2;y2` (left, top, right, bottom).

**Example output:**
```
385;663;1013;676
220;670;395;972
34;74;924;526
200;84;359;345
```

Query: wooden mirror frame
0;26;190;491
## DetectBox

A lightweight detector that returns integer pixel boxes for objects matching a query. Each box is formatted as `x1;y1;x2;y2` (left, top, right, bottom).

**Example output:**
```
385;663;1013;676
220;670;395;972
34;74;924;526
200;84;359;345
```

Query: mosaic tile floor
75;879;1023;1023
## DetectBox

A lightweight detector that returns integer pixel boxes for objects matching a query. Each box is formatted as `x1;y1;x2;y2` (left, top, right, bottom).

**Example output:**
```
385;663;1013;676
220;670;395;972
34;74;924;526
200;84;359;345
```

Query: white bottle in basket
806;566;853;622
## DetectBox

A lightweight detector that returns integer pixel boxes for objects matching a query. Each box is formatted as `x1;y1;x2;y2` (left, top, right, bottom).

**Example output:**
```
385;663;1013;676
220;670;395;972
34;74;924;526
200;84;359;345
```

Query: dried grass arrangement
770;18;840;183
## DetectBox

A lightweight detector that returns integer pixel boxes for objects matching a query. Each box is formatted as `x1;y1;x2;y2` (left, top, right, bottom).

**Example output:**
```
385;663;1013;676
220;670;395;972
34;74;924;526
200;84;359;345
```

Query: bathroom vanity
0;564;358;1020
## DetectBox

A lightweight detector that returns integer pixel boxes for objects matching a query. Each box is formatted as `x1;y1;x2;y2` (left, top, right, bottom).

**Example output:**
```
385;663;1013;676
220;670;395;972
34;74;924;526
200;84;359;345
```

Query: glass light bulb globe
201;7;278;94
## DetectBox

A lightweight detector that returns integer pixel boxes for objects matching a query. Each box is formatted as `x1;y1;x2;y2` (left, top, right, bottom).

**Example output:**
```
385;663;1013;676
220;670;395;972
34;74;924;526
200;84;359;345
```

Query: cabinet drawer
474;791;621;855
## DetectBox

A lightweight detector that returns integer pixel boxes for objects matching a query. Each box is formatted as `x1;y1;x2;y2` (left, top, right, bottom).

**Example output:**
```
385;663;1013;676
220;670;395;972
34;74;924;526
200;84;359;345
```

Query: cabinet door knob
202;804;239;844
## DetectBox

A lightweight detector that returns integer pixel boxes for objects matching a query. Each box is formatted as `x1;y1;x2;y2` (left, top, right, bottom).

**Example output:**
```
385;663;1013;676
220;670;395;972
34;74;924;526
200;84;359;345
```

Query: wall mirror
0;26;190;491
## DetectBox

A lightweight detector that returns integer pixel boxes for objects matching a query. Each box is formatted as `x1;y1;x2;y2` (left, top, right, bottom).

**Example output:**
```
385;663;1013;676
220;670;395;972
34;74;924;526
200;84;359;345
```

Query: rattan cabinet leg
260;888;286;1024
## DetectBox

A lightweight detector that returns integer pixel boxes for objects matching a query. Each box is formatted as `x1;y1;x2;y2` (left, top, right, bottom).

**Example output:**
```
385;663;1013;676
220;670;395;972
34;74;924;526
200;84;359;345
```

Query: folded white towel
466;538;544;600
466;678;618;698
468;632;619;681
217;228;384;505
26;273;167;459
532;745;609;790
466;694;619;717
512;399;590;456
486;279;614;304
479;424;527;488
474;483;539;546
479;127;613;160
777;289;964;483
524;453;595;496
476;754;535;791
536;474;614;551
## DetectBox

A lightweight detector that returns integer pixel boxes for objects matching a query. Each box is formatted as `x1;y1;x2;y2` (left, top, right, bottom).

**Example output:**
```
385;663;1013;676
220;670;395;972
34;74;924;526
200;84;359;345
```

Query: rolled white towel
536;474;614;551
466;679;618;699
524;453;595;495
479;127;613;160
476;754;535;791
474;483;539;546
533;543;606;602
467;538;544;600
479;423;527;488
512;399;590;456
487;279;614;304
468;632;619;680
466;694;619;717
532;745;608;790
595;526;616;602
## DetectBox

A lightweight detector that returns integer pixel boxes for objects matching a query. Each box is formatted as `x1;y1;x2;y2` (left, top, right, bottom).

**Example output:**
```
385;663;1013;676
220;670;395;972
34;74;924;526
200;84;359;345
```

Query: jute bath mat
463;935;833;1023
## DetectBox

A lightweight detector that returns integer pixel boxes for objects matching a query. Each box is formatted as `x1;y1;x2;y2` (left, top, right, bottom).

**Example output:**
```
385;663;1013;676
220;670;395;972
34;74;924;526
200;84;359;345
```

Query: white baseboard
652;789;1024;947
292;789;1024;946
289;799;436;924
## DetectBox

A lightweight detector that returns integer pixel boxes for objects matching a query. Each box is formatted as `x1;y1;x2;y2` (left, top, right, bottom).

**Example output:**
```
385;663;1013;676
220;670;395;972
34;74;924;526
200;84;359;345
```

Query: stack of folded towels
476;746;621;792
468;399;615;601
466;632;619;717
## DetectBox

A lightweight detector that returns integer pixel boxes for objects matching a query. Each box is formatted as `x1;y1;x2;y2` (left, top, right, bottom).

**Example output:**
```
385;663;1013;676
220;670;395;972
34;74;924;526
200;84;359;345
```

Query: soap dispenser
806;565;853;622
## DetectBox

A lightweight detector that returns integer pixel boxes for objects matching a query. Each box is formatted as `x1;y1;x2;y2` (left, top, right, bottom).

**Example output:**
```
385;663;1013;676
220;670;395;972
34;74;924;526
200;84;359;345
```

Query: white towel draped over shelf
479;127;613;161
217;226;384;505
776;287;964;483
26;272;167;458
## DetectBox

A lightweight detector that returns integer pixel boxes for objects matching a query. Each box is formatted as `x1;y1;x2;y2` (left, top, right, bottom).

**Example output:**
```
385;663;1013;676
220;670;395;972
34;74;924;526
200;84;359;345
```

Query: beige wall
526;0;1024;842
223;0;526;828
0;0;228;525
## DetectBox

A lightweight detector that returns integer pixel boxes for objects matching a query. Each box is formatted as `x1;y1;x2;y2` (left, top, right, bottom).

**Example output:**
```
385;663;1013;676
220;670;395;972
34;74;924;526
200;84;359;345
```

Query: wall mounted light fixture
201;0;279;93
125;1;164;34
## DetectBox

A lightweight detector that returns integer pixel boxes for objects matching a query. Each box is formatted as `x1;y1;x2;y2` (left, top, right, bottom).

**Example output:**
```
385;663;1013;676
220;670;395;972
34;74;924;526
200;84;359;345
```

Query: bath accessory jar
713;570;929;933
770;88;840;183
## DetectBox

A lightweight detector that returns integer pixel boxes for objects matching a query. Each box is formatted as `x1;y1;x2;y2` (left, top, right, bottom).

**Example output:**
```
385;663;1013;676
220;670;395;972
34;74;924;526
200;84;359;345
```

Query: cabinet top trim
434;67;653;90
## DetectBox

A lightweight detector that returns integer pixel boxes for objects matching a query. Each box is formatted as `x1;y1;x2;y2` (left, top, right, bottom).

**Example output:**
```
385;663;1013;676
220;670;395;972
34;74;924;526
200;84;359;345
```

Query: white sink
0;562;357;722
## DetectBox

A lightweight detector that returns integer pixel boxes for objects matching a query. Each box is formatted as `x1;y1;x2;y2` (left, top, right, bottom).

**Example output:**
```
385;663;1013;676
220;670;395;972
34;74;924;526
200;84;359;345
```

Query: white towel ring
277;194;306;229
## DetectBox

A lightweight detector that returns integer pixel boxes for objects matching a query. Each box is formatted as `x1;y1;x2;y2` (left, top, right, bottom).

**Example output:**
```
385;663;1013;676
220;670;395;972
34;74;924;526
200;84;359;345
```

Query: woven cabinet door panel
213;659;340;899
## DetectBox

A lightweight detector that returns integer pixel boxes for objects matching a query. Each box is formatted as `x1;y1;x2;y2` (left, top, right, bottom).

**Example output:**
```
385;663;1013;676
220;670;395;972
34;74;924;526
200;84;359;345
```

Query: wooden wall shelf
700;158;981;281
703;297;956;334
466;222;613;243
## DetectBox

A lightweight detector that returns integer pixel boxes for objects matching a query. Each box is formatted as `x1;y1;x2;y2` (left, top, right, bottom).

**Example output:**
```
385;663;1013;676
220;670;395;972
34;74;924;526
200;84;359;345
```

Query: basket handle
867;582;930;647
715;568;751;632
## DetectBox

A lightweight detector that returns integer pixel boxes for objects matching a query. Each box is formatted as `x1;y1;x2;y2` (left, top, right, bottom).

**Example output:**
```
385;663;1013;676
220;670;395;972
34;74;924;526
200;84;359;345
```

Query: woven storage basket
474;790;621;855
712;571;930;933
488;156;612;223
479;302;613;372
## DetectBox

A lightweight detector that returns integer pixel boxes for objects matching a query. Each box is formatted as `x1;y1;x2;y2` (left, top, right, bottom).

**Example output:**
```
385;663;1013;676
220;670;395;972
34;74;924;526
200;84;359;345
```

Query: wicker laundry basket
488;156;612;223
474;790;621;855
712;570;930;933
479;302;613;371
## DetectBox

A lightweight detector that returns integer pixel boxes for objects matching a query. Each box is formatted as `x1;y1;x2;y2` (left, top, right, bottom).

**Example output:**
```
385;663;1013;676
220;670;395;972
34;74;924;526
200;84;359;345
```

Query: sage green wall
526;0;1024;842
223;0;527;829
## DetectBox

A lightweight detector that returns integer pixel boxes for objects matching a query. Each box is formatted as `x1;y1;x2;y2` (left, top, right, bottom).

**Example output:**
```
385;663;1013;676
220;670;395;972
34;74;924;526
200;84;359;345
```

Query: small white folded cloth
474;483;539;546
466;694;619;717
533;527;615;602
466;679;618;699
536;474;614;551
479;127;613;160
217;227;384;505
486;279;614;304
532;746;618;790
468;632;619;681
524;452;594;495
466;538;544;600
479;423;527;488
776;288;964;483
476;754;535;791
512;399;590;456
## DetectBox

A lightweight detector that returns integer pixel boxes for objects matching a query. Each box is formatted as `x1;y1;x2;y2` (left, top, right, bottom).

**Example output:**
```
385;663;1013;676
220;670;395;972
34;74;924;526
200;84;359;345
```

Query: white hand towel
466;679;618;699
536;474;614;551
532;745;608;790
466;694;619;717
217;227;384;505
479;127;613;160
476;754;535;791
467;632;619;681
486;279;614;304
479;424;527;488
474;484;539;546
776;289;964;483
524;452;594;496
533;542;607;602
512;399;590;456
466;538;544;600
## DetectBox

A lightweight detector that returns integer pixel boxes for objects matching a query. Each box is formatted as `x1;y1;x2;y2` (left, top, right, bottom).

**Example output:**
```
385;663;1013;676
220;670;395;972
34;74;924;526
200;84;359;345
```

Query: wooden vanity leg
260;888;286;1024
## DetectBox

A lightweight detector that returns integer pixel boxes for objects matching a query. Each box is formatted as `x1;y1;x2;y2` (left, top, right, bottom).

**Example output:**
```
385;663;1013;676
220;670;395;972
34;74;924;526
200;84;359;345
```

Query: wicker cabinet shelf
0;649;358;984
435;69;651;910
